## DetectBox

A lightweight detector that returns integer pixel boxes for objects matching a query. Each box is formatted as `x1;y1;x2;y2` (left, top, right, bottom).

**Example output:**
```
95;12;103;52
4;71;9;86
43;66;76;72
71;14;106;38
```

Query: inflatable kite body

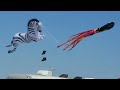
57;22;115;51
6;18;45;53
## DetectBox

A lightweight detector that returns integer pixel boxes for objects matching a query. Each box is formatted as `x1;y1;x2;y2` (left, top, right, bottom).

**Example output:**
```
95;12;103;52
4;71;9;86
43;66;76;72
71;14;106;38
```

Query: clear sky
0;11;120;79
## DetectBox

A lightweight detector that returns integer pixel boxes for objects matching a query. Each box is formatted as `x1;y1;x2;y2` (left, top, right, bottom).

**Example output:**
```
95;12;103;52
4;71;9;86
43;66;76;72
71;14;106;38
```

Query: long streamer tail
57;34;80;48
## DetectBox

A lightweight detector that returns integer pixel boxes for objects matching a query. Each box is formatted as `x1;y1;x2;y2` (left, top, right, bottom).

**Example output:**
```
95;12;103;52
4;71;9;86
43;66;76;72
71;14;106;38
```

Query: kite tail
68;40;80;51
63;37;84;51
63;43;73;51
57;43;65;48
57;34;79;48
57;40;71;48
63;38;79;51
70;33;81;38
63;36;85;51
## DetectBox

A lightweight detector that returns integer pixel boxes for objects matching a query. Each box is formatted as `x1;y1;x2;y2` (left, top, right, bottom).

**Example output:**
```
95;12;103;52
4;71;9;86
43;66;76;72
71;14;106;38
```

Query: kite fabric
42;50;46;55
41;57;47;62
57;22;115;51
6;18;45;53
41;50;47;62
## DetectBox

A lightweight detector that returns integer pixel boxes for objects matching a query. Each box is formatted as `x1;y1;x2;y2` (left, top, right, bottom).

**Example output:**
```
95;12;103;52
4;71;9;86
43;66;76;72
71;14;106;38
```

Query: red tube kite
57;22;115;51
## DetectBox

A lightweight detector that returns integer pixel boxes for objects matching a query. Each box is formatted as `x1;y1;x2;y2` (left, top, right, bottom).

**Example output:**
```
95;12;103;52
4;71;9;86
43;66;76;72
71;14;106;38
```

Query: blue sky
0;11;120;79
